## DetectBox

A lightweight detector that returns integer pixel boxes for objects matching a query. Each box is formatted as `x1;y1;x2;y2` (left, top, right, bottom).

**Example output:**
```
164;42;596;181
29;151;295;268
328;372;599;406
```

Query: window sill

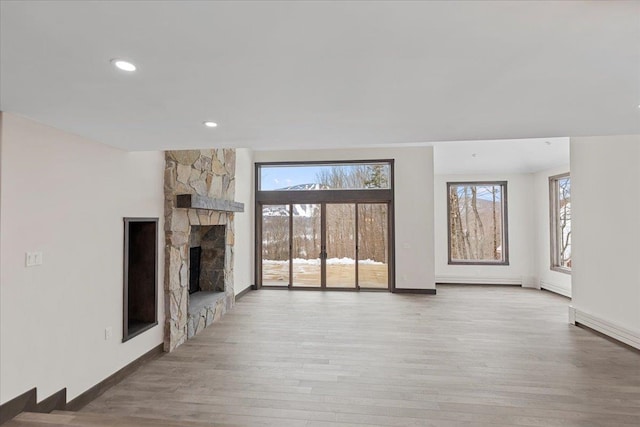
448;261;510;266
551;266;572;275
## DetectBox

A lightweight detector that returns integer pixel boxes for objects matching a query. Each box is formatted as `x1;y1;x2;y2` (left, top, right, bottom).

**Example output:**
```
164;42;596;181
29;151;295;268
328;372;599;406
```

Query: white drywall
0;113;165;404
434;174;535;286
532;165;572;297
570;136;640;337
253;146;435;290
233;148;254;294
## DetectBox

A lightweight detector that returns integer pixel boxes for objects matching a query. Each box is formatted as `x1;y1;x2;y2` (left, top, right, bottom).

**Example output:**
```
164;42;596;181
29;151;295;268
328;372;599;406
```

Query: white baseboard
541;280;571;298
436;276;521;285
569;306;640;349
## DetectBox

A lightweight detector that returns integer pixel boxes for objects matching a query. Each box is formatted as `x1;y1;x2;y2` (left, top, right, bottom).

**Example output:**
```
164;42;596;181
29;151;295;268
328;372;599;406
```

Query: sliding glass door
256;160;394;290
260;202;389;289
357;203;389;289
326;204;357;288
292;203;321;287
261;205;290;286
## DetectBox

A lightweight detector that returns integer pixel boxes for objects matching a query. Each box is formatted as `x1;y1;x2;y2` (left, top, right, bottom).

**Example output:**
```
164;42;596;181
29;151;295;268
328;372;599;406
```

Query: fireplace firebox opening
189;225;226;294
189;247;202;294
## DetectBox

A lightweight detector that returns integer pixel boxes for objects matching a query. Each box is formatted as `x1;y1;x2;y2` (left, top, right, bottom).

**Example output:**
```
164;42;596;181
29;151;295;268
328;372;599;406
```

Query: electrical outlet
105;327;113;341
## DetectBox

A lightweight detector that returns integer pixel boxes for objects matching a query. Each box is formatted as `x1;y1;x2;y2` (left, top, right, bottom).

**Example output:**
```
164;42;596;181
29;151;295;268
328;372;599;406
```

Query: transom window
550;173;571;273
447;181;508;265
258;162;391;191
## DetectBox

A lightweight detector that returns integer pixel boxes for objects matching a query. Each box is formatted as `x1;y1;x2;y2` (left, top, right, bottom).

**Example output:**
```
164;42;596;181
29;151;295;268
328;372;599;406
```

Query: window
550;173;571;272
447;182;508;265
258;162;391;191
256;160;394;290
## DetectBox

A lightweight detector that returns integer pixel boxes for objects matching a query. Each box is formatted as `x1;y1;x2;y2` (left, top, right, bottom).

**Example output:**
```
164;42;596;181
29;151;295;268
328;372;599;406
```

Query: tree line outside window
261;164;389;263
263;172;570;274
447;182;508;265
550;173;571;272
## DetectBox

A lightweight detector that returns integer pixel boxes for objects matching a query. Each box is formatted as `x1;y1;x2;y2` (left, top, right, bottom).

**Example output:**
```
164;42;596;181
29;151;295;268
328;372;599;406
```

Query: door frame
254;159;395;291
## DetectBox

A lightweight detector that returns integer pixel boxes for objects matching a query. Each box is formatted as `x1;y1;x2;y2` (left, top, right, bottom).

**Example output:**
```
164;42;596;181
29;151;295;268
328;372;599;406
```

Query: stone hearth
164;149;239;352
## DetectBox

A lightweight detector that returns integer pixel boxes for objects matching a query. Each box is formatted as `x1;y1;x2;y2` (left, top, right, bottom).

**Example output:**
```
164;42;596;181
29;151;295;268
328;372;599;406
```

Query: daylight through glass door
261;204;290;286
257;161;394;290
326;204;357;288
357;203;389;289
291;203;322;287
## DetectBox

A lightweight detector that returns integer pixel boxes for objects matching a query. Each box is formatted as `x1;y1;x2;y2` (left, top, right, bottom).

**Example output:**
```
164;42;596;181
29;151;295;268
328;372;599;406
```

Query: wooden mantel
176;194;244;212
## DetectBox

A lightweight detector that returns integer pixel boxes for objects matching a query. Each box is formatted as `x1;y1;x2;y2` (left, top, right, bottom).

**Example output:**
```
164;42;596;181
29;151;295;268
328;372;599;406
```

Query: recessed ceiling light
203;121;218;128
110;59;136;72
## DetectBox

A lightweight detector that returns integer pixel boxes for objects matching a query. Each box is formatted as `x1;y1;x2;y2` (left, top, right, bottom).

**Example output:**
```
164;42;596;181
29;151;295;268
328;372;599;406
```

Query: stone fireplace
164;149;243;352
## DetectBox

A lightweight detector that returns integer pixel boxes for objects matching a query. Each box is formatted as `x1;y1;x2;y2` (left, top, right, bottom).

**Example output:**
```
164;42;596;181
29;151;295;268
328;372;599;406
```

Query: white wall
233;148;254;294
0;113;165;404
532;165;572;297
434;173;535;286
254;146;435;290
570;136;640;347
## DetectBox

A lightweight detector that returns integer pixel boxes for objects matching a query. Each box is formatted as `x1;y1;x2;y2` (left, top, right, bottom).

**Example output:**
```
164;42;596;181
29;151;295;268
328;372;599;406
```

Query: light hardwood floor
83;286;640;427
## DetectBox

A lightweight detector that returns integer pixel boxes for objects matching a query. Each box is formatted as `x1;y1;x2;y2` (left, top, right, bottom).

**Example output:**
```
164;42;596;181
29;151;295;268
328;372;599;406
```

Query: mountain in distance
277;183;329;191
262;182;387;219
262;184;325;217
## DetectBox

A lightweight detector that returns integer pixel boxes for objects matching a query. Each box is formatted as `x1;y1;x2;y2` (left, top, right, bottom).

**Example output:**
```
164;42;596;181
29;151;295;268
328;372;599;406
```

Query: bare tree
558;178;571;266
449;184;503;262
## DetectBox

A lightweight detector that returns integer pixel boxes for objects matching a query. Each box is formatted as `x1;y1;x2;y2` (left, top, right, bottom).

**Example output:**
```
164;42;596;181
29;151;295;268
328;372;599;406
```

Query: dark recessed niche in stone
189;225;226;294
123;218;158;342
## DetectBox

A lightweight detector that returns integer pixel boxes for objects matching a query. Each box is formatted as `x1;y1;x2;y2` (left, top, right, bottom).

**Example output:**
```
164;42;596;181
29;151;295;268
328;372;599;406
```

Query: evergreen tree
364;164;388;189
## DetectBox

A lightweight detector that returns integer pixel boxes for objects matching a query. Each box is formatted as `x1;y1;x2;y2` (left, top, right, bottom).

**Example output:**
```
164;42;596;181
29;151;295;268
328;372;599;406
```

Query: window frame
254;159;396;291
446;181;509;266
549;173;571;274
257;160;392;192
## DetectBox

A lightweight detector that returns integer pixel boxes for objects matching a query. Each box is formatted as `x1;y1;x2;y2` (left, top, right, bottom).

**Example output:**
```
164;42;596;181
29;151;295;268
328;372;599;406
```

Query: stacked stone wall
164;149;236;351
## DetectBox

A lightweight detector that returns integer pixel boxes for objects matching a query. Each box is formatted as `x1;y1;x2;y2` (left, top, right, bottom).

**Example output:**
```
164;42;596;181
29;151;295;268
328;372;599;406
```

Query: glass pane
259;163;390;191
261;205;290;286
326;204;356;288
557;177;571;269
357;204;389;289
449;183;506;263
292;204;321;287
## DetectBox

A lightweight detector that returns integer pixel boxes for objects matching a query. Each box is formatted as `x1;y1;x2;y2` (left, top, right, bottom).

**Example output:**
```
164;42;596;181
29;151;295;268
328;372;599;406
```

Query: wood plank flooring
6;411;231;427
82;286;640;426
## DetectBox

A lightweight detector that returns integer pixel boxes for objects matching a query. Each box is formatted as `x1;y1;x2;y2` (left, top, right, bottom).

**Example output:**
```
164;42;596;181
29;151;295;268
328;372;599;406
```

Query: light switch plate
25;252;43;267
25;252;35;267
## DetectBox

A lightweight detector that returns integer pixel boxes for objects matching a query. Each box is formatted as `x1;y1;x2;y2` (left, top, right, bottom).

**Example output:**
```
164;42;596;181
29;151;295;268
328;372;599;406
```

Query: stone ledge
186;291;229;339
176;194;244;212
188;291;226;316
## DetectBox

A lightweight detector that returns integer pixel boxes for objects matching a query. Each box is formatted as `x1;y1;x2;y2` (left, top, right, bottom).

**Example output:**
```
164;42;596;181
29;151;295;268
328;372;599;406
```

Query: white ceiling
433;137;570;175
1;1;639;152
